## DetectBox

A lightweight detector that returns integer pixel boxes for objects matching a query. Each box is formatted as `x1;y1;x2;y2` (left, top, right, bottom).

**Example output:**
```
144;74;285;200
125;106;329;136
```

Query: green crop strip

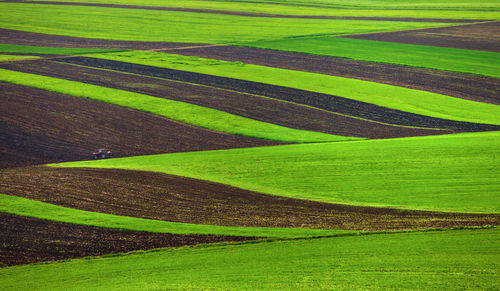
0;44;125;55
0;54;40;62
22;0;500;19
1;227;498;290
0;68;353;143
243;37;500;78
53;131;500;213
0;194;355;238
0;3;460;43
91;51;500;125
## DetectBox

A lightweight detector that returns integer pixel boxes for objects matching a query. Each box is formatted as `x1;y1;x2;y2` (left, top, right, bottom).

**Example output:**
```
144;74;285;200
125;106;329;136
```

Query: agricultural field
0;0;499;290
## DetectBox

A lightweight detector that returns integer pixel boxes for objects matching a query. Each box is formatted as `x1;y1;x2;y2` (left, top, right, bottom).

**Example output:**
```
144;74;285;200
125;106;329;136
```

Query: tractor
92;149;112;159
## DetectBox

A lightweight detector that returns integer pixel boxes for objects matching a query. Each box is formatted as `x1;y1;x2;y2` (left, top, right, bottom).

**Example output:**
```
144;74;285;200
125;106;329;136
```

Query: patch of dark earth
51;56;500;132
169;45;500;105
0;1;483;22
343;21;500;52
0;82;279;169
1;59;453;139
0;28;204;50
0;212;257;267
1;167;497;232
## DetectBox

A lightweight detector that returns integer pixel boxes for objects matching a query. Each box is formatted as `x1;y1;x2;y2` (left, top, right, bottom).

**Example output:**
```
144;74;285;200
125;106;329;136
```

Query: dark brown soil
344;21;500;52
1;167;497;232
51;56;500;132
0;82;279;169
1;0;482;22
0;212;256;267
1;59;453;139
0;28;203;50
170;45;500;105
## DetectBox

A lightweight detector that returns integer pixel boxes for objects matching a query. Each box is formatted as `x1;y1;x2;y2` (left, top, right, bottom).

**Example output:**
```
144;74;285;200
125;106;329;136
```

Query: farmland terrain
0;0;499;289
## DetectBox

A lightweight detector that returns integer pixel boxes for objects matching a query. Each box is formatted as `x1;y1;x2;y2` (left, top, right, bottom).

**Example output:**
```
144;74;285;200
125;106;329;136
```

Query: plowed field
345;21;500;52
0;212;255;266
50;56;500;132
0;59;453;139
0;82;278;168
169;45;500;105
1;167;497;231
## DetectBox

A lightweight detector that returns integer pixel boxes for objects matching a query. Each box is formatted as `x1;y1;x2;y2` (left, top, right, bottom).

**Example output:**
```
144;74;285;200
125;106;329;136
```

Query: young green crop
92;51;500;125
0;68;352;143
0;3;461;43
0;194;354;238
243;37;500;78
1;228;497;290
0;44;124;55
54;131;500;213
0;54;40;62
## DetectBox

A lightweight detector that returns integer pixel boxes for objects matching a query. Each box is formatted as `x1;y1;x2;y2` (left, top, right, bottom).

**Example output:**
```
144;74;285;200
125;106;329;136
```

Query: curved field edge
0;69;354;143
0;3;456;44
242;36;500;78
89;51;500;125
0;228;498;290
0;194;356;239
52;131;500;213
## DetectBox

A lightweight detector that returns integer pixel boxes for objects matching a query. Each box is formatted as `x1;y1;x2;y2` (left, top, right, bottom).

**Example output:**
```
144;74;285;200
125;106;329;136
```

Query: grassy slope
0;3;460;43
54;131;500;213
243;37;500;78
0;194;353;238
0;44;123;55
24;0;500;19
0;68;353;143
92;51;500;125
1;228;498;290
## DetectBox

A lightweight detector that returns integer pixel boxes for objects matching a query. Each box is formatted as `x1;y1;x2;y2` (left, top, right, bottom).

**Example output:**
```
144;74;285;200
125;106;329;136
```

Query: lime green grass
0;54;40;62
244;37;500;78
93;51;500;125
0;194;354;238
0;44;123;55
24;0;500;19
1;228;498;290
54;131;500;213
0;68;352;143
0;3;459;43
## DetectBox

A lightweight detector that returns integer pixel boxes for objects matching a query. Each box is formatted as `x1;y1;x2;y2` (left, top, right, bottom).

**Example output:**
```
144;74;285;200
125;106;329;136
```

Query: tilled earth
1;167;497;231
344;21;500;52
0;82;279;168
1;59;453;139
0;212;257;267
169;45;500;105
49;56;500;132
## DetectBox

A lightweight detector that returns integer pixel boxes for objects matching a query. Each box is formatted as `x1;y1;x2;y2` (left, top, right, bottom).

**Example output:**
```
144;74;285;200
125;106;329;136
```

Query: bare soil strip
0;28;203;49
0;212;256;267
52;56;500;132
343;21;500;52
170;45;500;105
0;59;453;139
0;82;278;169
1;0;481;22
1;167;498;232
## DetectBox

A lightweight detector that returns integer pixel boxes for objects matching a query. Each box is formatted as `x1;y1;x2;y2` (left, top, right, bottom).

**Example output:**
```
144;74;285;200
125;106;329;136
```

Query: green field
0;44;123;55
0;68;354;143
0;194;352;238
53;131;500;213
0;54;40;62
0;3;460;43
92;51;500;125
244;37;500;78
23;0;500;19
1;228;497;290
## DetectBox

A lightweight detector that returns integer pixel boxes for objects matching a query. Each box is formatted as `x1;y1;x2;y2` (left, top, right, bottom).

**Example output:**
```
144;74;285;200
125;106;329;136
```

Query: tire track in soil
0;59;454;139
52;56;500;132
169;45;500;105
1;1;482;22
1;167;497;232
0;82;279;169
0;212;257;267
